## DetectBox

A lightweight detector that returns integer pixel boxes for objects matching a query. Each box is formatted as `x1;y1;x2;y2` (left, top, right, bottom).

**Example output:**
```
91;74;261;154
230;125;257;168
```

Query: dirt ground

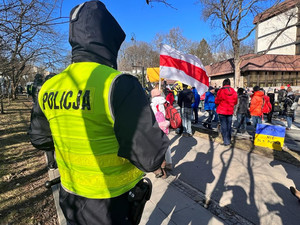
0;95;58;225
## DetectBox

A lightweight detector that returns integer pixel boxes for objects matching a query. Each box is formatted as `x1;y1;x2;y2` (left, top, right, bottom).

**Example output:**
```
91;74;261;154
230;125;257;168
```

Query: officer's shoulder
115;73;139;86
117;73;138;81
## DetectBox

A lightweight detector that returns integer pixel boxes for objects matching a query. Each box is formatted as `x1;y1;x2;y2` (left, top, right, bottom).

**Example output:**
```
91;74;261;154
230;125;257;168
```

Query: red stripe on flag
160;55;209;85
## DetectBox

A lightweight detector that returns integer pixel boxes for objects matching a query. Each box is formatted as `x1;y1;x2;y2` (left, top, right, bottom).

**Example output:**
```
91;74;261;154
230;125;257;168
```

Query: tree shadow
209;135;260;224
0;185;54;224
0;167;48;195
266;182;300;225
146;134;215;225
267;150;300;225
170;135;198;166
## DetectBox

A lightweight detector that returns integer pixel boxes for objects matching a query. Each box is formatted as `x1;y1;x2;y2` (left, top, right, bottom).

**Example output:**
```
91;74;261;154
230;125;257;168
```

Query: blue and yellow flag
254;124;285;151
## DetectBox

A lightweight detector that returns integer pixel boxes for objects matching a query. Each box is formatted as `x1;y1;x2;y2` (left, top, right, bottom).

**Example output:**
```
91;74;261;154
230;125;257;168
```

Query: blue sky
59;0;216;44
59;0;280;49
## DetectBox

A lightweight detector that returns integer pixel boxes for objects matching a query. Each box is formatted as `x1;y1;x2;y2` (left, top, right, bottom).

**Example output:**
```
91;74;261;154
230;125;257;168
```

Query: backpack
262;96;271;114
164;102;182;129
155;105;169;134
273;101;280;112
237;94;249;114
278;89;286;103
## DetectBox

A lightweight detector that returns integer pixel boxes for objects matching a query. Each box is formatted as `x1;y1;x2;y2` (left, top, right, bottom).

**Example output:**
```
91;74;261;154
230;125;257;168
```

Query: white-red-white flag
160;44;209;95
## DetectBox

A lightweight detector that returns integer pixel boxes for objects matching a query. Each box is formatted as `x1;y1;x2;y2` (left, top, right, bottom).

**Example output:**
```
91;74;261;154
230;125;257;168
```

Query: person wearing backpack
249;86;264;131
278;86;287;117
165;88;175;106
266;88;275;123
261;88;272;122
150;89;173;175
284;87;296;130
235;88;249;134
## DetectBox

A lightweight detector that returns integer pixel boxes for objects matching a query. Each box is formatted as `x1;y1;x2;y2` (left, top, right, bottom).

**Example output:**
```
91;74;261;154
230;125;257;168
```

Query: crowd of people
147;78;299;148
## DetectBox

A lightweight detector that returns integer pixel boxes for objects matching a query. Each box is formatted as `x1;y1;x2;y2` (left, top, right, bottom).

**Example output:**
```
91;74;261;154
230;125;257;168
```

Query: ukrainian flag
254;124;286;151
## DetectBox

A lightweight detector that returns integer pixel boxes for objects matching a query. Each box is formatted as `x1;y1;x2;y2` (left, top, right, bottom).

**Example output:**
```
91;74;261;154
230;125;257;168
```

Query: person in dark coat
178;84;194;137
28;1;169;224
266;88;275;123
284;88;295;130
235;88;249;134
31;74;44;103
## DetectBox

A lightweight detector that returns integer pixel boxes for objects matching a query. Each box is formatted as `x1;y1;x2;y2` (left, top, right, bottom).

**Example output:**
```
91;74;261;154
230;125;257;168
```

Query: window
290;72;297;86
260;72;265;87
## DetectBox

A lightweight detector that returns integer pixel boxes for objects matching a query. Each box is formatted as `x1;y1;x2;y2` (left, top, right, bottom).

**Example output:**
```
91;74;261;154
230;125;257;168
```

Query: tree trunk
0;97;3;114
234;58;242;88
233;41;241;88
11;85;16;100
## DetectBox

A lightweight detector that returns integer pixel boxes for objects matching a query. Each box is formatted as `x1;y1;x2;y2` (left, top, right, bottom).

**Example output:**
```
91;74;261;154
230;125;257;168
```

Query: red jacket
262;95;272;114
215;85;238;115
249;91;264;116
166;92;175;106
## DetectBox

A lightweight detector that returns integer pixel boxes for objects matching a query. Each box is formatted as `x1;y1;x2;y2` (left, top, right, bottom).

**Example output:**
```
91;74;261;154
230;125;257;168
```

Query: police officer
29;1;169;224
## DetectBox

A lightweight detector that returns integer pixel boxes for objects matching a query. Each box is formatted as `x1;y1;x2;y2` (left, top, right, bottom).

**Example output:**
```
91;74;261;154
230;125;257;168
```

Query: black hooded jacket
29;1;169;172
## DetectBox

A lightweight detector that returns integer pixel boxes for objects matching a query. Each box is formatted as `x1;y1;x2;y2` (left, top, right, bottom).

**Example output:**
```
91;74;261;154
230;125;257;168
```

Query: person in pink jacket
215;79;238;146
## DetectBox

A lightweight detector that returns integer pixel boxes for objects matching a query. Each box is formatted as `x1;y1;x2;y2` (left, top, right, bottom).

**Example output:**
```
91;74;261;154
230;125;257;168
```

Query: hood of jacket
69;1;125;69
253;90;264;97
221;85;235;96
205;91;214;98
151;96;166;105
238;93;248;100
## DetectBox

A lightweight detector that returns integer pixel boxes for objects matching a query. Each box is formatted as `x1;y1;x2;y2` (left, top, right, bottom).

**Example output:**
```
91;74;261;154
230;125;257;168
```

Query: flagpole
159;43;162;92
158;76;161;91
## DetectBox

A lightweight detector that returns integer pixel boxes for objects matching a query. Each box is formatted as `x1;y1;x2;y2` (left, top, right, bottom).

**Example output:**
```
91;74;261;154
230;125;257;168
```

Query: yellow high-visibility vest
39;62;144;199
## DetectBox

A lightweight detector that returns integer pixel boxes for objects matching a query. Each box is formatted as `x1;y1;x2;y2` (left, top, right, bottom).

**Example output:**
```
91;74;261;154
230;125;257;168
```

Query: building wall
256;7;298;55
210;74;234;88
243;71;300;87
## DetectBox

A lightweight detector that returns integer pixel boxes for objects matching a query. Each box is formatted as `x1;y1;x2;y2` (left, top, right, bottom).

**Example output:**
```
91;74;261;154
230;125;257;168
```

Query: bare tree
189;39;215;66
0;0;66;99
199;0;287;87
153;27;191;52
118;40;159;71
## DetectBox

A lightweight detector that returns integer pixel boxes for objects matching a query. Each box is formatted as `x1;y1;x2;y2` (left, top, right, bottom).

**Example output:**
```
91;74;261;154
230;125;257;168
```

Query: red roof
253;0;299;24
205;54;300;77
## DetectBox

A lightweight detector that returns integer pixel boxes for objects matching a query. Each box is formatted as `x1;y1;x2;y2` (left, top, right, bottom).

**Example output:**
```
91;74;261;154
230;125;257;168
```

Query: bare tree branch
0;0;66;99
146;0;177;10
199;0;291;87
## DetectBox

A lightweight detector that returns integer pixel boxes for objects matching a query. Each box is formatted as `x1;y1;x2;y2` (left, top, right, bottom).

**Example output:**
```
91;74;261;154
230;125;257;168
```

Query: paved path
166;131;300;225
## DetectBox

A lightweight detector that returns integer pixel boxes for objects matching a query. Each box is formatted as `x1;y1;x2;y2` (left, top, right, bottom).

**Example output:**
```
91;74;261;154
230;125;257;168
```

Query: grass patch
0;95;58;225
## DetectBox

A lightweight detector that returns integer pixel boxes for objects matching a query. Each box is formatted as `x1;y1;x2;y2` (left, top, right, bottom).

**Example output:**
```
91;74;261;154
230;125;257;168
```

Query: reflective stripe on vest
39;62;143;198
